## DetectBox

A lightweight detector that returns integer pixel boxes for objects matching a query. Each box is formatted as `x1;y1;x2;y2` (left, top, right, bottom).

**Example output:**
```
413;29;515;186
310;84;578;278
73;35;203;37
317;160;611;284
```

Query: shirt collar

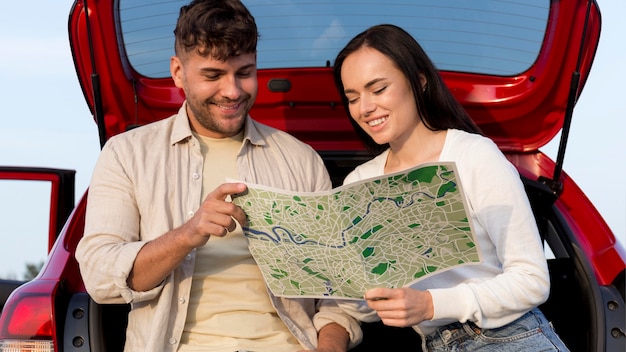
170;100;266;147
170;102;194;145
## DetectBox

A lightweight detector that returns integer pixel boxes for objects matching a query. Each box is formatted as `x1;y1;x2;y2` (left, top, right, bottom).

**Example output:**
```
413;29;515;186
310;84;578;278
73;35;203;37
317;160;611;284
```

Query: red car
0;0;624;351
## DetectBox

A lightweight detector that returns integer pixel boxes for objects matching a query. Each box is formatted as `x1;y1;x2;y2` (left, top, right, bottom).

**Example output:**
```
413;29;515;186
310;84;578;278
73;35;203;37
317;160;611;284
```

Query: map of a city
232;162;480;299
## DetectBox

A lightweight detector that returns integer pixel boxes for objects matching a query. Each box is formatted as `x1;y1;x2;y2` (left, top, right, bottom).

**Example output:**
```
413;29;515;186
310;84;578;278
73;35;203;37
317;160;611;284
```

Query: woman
331;24;569;351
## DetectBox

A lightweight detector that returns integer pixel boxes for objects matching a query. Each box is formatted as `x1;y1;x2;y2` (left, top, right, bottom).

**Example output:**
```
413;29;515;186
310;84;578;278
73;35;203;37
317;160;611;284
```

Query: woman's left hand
364;287;434;327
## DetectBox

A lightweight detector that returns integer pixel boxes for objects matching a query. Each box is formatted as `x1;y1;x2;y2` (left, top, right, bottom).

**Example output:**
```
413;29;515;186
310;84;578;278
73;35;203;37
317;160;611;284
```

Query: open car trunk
56;0;626;351
63;152;623;352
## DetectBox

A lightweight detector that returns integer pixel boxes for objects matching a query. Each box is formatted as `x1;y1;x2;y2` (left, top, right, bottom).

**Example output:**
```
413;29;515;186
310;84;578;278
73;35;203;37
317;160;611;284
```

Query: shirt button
185;254;192;260
188;211;194;218
192;173;200;180
169;337;177;345
179;297;186;304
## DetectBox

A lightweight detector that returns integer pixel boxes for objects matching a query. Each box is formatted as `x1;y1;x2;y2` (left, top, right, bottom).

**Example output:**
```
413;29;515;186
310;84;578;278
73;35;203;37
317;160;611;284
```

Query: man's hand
179;182;248;248
128;182;247;291
298;322;349;352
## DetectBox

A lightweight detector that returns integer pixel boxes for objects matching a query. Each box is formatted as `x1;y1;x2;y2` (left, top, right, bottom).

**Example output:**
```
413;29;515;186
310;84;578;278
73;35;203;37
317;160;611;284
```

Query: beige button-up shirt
76;103;361;352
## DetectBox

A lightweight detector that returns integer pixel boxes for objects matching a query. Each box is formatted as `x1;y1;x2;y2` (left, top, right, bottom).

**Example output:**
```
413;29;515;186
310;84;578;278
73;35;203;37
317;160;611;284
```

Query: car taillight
0;340;54;351
0;282;57;352
4;296;53;336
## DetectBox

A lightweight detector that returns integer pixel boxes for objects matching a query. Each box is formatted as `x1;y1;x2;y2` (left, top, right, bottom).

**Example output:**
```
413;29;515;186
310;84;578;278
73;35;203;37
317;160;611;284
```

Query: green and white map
232;162;480;299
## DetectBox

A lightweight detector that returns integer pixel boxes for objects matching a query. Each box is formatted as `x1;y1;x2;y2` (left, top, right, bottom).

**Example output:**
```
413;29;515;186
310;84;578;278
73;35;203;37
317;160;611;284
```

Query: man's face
171;50;258;138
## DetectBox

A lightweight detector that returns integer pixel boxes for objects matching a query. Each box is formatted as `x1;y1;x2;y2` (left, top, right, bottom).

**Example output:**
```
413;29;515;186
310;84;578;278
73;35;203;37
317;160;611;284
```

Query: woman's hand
364;287;434;327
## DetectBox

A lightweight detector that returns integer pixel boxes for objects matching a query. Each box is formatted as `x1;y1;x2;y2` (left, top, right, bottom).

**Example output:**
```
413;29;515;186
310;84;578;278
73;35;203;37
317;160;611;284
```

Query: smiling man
75;1;360;351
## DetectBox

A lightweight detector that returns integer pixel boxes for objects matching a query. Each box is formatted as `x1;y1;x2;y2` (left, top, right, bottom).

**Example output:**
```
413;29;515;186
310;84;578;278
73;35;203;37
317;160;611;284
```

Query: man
75;1;360;351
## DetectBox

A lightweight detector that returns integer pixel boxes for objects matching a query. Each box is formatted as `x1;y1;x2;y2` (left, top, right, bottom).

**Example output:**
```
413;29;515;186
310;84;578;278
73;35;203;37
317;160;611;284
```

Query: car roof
69;0;600;152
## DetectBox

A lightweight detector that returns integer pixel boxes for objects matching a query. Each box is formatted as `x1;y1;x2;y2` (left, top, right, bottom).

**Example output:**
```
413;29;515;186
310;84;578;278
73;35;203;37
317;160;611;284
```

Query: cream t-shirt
178;131;302;352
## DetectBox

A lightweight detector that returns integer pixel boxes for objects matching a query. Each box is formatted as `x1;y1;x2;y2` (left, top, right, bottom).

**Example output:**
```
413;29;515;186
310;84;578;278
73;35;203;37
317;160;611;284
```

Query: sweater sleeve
428;135;550;328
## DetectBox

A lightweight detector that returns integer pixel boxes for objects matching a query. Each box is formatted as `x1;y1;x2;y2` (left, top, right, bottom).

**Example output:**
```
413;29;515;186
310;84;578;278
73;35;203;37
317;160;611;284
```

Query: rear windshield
118;0;549;78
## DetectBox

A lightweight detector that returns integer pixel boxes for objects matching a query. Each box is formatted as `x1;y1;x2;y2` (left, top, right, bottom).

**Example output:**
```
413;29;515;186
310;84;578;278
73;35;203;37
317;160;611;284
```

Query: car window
0;180;49;280
118;0;549;78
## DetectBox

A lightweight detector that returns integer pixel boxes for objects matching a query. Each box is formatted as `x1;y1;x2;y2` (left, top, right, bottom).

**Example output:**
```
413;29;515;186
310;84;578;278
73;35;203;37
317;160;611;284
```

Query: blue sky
0;0;624;279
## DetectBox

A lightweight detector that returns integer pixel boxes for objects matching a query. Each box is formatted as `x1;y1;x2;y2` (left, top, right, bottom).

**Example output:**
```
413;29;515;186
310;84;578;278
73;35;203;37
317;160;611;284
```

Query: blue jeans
423;308;569;351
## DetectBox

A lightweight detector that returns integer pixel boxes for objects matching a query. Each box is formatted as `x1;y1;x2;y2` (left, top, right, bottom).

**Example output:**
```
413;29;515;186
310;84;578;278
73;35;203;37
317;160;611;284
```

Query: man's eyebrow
344;77;386;95
237;63;257;71
198;63;256;74
199;67;224;74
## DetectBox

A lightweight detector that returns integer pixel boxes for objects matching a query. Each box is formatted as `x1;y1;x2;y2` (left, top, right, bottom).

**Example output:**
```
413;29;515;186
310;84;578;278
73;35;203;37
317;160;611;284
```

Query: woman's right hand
364;287;434;327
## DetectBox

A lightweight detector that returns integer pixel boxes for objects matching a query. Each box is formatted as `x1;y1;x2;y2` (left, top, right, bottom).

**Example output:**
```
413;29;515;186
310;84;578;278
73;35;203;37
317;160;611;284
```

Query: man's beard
189;96;251;136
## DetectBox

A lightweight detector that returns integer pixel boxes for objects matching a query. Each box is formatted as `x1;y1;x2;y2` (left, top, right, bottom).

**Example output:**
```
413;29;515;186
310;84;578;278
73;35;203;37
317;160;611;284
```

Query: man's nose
220;75;243;100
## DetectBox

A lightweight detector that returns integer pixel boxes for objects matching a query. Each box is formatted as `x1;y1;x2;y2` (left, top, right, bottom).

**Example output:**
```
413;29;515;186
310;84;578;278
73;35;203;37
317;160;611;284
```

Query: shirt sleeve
314;299;370;349
75;138;164;304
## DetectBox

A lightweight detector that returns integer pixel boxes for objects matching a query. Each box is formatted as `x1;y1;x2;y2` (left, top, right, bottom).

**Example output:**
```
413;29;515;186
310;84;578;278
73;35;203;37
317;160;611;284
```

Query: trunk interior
66;151;603;352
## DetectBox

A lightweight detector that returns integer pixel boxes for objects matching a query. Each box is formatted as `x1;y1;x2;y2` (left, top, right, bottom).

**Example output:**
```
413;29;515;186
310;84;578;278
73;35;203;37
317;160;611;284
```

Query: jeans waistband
424;308;544;350
425;319;481;348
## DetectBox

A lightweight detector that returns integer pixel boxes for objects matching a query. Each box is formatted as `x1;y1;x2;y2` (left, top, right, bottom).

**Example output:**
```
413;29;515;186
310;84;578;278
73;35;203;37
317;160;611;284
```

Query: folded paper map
231;162;480;299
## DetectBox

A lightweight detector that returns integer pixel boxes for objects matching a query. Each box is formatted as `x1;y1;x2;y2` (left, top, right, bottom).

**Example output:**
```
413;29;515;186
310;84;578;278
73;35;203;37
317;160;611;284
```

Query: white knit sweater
339;129;549;335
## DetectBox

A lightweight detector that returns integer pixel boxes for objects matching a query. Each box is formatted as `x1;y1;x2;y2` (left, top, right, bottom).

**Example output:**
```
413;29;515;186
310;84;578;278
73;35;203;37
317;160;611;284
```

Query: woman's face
341;46;420;147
